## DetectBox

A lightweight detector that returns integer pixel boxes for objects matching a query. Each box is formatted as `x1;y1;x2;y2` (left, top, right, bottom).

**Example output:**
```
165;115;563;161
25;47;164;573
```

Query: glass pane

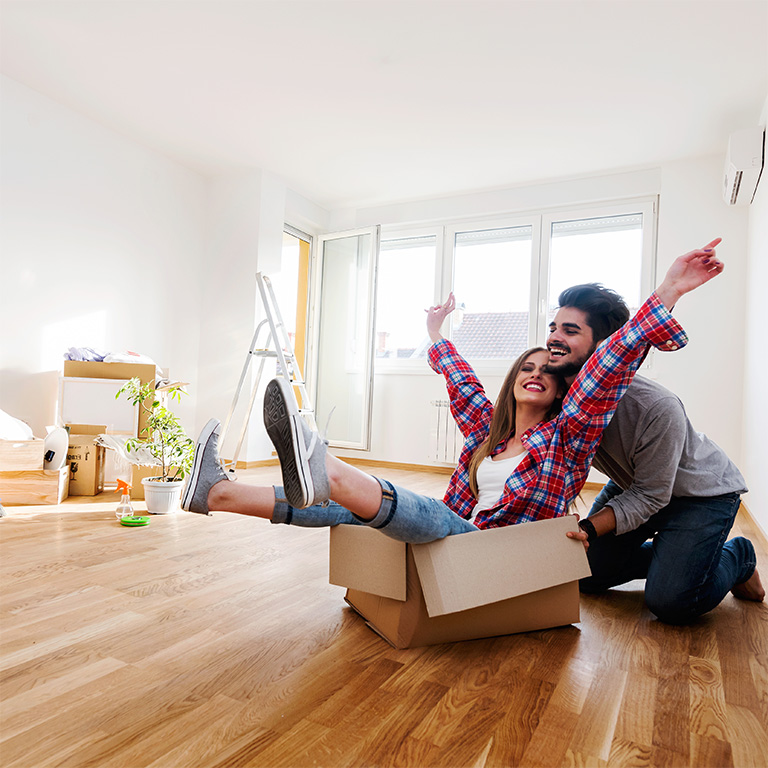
452;225;533;359
375;235;436;360
269;232;300;347
547;214;643;322
315;232;374;447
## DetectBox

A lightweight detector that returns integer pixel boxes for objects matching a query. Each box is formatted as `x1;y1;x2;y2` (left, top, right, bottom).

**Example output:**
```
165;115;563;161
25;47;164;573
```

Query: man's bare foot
731;568;765;602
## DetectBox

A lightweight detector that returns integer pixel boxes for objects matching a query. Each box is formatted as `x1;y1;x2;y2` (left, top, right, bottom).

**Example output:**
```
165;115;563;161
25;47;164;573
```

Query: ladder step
249;349;295;359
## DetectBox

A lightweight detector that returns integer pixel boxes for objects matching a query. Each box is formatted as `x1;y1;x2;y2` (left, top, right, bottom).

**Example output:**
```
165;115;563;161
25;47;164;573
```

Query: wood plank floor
2;464;767;768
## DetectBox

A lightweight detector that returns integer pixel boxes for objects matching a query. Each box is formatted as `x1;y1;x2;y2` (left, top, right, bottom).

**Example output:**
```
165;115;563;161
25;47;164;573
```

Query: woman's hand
656;238;724;310
426;292;456;343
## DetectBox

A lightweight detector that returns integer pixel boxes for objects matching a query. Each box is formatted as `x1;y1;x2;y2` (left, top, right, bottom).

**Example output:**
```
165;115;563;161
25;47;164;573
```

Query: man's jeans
271;477;478;543
581;479;756;624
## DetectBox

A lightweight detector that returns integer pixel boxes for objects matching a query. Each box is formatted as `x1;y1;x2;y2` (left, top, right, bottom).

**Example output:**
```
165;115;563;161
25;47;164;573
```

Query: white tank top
470;452;528;523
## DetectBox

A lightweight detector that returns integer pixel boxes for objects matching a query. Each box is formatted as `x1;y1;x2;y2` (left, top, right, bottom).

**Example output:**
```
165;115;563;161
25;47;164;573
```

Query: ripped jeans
271;477;478;543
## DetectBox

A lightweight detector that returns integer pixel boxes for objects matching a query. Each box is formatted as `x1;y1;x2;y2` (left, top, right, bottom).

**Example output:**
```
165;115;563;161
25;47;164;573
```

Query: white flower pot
142;477;184;514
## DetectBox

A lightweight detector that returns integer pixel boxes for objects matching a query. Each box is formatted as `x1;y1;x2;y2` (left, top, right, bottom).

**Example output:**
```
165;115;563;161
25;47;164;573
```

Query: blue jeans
580;479;756;624
271;477;478;543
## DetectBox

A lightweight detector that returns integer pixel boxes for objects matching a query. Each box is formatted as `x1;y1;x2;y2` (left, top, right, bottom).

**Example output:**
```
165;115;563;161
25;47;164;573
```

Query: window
374;197;655;370
309;200;654;449
308;227;380;449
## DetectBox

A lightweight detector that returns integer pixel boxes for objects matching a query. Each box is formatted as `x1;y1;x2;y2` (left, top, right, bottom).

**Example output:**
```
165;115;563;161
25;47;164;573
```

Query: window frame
372;195;657;376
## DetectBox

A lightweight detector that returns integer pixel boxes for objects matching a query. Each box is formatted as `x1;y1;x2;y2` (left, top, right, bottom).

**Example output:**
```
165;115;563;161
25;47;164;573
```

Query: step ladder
220;272;316;473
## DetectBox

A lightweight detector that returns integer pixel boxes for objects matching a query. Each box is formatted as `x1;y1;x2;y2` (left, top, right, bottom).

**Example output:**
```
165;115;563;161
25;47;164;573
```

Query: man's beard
543;348;595;378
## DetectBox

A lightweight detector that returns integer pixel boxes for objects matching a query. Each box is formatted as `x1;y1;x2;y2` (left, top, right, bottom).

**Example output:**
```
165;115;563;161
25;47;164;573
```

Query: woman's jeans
580;479;756;624
271;477;478;543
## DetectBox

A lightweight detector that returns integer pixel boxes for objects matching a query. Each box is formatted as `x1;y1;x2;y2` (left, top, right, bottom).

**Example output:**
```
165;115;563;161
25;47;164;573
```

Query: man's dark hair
557;283;630;343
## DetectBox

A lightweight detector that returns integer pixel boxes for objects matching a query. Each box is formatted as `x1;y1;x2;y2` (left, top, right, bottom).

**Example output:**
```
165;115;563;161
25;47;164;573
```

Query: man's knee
644;582;698;625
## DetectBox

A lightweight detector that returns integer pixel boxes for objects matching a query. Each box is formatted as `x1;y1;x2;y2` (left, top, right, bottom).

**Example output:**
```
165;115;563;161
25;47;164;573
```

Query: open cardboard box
329;515;591;649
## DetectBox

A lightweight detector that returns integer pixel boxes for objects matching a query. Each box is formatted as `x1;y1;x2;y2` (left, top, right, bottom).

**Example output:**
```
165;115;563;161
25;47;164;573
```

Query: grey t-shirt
592;376;747;535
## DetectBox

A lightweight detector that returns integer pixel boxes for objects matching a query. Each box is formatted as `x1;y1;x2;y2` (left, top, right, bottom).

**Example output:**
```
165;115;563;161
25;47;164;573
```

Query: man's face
545;307;597;380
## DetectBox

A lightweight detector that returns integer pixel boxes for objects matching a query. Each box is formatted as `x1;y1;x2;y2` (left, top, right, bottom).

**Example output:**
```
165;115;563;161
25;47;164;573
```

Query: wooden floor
1;464;767;768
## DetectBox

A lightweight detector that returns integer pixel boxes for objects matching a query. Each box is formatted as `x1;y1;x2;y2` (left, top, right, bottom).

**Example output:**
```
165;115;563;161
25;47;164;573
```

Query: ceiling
1;0;767;209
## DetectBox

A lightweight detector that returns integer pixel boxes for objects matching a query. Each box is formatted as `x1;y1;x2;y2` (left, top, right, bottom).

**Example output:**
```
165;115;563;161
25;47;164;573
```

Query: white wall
652;155;749;464
330;159;750;475
0;76;329;463
741;101;768;539
0;76;207;437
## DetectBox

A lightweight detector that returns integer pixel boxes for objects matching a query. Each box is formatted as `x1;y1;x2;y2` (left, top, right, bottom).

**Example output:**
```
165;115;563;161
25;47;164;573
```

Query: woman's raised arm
426;292;456;344
655;237;723;310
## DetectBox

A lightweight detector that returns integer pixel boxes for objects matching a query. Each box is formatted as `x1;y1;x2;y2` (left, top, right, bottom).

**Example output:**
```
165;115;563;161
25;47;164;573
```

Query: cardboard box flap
412;515;591;617
329;526;407;601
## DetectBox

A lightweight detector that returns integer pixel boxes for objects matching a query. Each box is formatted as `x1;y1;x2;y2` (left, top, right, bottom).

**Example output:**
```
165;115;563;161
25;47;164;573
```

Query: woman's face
512;350;561;411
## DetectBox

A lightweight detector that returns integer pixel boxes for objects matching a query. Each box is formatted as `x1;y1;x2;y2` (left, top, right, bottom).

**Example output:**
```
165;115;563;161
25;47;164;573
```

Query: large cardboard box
62;361;156;436
0;466;69;505
329;516;591;649
67;425;107;496
0;439;45;470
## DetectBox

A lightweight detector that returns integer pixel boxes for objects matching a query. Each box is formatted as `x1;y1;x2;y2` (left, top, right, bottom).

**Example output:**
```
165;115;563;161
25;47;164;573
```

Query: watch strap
578;518;598;543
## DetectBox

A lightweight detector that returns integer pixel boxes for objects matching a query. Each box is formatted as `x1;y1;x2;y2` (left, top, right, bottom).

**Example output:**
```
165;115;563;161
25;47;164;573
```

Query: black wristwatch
578;518;598;543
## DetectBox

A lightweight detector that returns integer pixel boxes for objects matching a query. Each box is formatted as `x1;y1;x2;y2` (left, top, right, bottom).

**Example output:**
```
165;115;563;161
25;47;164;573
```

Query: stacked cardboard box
61;361;157;497
0;438;69;505
62;361;156;437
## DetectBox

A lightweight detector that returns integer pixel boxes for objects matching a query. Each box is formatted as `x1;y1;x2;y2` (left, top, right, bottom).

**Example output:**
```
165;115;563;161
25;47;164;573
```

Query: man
546;262;764;624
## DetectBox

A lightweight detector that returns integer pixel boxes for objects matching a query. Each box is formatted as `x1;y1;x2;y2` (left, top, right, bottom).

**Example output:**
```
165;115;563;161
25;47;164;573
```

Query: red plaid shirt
427;292;687;528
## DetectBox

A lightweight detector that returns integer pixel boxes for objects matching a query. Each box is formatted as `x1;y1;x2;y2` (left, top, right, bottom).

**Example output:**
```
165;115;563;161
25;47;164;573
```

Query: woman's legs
183;410;477;542
182;418;381;521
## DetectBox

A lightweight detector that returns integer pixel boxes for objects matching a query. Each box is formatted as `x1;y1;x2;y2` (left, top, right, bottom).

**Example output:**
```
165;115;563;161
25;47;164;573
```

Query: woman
182;240;722;544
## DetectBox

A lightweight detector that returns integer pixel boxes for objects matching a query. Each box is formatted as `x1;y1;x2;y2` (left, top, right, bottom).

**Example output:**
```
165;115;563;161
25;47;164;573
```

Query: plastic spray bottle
115;479;135;519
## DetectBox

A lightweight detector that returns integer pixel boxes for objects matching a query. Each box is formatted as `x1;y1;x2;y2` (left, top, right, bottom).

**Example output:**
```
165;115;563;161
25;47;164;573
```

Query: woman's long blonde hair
468;346;565;497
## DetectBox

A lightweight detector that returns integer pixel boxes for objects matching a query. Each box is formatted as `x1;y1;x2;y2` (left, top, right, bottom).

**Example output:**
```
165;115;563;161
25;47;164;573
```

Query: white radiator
430;399;463;465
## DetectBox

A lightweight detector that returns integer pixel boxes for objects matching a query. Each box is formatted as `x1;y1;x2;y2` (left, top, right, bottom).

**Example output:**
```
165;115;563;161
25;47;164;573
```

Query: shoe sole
264;378;313;508
182;418;220;511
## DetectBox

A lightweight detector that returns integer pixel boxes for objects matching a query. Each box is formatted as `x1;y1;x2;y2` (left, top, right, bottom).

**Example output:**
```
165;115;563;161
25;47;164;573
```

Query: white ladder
220;272;316;473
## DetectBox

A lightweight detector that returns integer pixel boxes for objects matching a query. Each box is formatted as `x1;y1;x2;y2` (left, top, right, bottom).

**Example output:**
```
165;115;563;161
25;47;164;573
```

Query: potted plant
116;377;194;514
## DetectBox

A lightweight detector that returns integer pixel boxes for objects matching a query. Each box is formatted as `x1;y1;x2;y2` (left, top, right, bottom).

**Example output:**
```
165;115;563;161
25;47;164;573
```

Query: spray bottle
115;479;135;519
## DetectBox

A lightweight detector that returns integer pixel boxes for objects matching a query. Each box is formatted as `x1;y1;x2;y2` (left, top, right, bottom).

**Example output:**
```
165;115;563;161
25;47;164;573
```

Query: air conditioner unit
723;128;765;205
